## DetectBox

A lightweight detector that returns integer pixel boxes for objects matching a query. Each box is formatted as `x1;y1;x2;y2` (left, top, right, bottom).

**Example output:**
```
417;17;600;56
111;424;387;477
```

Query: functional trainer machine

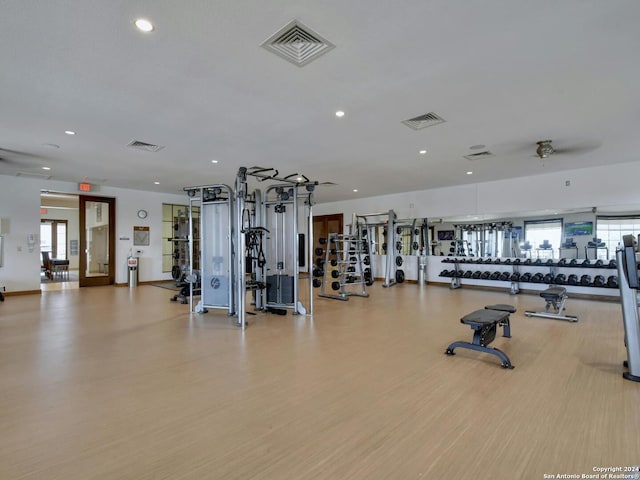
445;304;516;369
616;235;640;382
524;286;578;322
184;166;317;328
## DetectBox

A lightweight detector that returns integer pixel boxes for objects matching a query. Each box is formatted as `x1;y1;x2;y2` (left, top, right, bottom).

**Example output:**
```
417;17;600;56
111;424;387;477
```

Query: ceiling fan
0;147;44;168
534;139;600;159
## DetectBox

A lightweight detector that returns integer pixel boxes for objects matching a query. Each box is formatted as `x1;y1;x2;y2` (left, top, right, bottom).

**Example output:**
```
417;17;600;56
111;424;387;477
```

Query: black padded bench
445;305;515;369
525;287;578;322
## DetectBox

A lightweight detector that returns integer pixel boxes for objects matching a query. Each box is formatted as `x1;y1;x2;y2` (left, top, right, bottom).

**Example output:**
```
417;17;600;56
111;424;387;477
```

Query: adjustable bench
445;304;515;369
525;286;578;322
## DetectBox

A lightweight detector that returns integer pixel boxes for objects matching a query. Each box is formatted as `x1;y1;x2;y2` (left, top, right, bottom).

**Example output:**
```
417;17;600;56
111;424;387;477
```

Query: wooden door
79;196;116;287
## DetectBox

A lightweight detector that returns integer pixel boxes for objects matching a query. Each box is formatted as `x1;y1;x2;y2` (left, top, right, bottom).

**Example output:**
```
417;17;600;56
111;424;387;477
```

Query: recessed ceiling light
469;144;486;150
296;176;303;182
211;160;218;164
466;171;473;175
335;111;345;118
135;18;154;32
353;189;358;192
419;150;427;155
154;181;160;185
64;130;76;135
41;166;51;171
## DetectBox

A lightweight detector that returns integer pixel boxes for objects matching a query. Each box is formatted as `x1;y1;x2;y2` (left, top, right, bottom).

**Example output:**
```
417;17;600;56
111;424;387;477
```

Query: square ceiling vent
127;140;164;152
261;20;335;67
401;112;446;130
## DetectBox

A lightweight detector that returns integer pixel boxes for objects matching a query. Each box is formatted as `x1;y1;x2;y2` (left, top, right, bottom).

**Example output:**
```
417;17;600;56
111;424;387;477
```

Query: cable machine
245;167;316;317
185;184;236;317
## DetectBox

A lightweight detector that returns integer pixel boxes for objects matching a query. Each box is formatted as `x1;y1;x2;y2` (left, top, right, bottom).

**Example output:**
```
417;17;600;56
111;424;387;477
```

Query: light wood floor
1;284;638;480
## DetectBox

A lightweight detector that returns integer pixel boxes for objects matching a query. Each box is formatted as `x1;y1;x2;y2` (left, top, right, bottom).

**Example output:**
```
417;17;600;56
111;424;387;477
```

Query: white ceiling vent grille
127;140;165;152
261;20;335;67
464;151;495;161
401;112;446;130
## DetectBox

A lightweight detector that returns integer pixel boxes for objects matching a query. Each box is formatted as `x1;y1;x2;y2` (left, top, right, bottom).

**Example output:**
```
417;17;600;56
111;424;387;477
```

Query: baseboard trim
5;290;43;297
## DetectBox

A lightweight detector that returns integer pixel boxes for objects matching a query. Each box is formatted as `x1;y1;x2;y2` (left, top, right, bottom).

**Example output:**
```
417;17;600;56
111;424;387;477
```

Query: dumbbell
531;273;544;283
520;273;532;282
463;271;473;278
314;247;324;256
554;274;567;285
331;270;340;278
510;272;521;282
607;275;618;288
567;274;579;285
593;275;606;287
608;259;617;269
312;279;322;288
580;274;592;286
543;273;554;284
331;281;341;291
312;268;323;277
472;271;482;279
490;272;501;280
440;270;450;277
500;272;511;281
480;271;491;279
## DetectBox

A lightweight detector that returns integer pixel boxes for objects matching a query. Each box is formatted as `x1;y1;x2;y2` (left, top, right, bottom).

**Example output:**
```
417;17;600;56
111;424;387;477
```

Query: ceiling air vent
261;20;335;67
464;151;495;161
127;140;165;153
401;112;446;130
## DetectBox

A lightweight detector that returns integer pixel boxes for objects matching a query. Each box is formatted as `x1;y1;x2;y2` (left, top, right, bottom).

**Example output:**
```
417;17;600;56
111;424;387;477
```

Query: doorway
40;192;80;289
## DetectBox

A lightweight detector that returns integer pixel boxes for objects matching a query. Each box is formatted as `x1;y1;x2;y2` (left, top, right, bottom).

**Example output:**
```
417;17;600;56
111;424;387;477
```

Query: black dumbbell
543;273;554;284
580;274;592;286
531;273;544;283
520;272;532;282
510;272;521;281
472;271;482;279
607;275;618;288
331;281;340;291
396;270;405;283
554;274;567;285
567;274;579;285
593;275;606;287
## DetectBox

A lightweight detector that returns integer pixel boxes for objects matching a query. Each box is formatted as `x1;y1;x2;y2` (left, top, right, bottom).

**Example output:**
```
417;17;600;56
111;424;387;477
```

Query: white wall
0;176;189;292
315;161;640;221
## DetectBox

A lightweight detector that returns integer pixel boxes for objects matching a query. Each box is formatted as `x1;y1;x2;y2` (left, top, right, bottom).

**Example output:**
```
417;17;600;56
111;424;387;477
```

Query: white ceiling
1;1;639;204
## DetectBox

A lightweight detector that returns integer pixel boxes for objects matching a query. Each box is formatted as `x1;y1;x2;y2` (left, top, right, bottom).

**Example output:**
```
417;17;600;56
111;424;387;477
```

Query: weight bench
445;304;515;369
524;286;578;322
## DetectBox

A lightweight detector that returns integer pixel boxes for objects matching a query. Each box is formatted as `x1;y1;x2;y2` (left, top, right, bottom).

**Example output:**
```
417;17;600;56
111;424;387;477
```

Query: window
596;216;640;254
162;203;200;274
40;220;68;259
524;219;562;255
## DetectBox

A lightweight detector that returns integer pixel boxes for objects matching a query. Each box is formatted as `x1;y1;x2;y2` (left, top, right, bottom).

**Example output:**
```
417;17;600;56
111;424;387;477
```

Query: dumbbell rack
318;233;369;301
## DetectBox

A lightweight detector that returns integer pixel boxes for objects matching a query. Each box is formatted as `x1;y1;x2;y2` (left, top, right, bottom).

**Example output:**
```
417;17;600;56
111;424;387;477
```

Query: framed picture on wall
565;221;593;236
437;230;455;241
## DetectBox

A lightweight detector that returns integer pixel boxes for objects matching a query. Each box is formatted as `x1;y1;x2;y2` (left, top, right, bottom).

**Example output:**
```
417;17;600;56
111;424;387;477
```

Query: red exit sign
78;182;92;192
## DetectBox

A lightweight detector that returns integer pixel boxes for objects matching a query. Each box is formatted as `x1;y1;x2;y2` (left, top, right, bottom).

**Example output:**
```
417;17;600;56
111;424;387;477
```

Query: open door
79;195;115;287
